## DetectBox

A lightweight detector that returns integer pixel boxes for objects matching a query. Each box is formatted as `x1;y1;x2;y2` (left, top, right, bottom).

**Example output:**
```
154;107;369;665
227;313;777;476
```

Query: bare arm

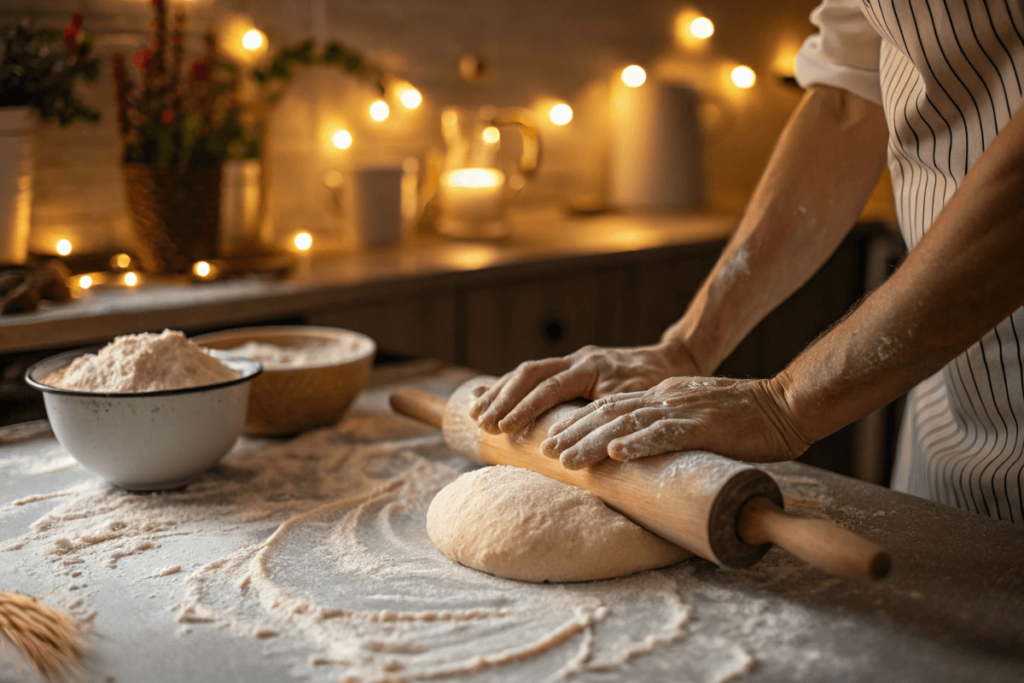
472;85;889;434
666;85;890;375
543;101;1024;469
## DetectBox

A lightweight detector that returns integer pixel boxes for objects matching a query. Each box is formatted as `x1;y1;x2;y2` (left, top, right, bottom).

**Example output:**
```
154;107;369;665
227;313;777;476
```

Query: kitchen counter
1;362;1021;683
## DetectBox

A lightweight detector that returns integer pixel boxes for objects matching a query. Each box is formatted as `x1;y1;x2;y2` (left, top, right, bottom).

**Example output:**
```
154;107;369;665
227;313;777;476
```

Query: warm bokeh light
294;232;313;251
193;261;212;278
400;87;422;109
446;168;504;188
731;65;757;88
124;271;139;287
482;126;501;144
78;275;92;289
621;65;647;88
332;129;353;149
242;28;264;51
690;17;714;39
113;253;131;269
56;239;72;256
549;103;573;126
369;100;390;122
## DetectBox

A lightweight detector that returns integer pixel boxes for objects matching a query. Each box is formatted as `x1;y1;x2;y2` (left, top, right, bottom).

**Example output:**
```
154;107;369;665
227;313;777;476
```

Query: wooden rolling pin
391;377;891;580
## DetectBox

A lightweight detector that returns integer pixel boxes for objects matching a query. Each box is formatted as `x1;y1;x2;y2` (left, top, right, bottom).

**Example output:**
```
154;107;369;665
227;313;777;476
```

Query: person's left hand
539;376;812;470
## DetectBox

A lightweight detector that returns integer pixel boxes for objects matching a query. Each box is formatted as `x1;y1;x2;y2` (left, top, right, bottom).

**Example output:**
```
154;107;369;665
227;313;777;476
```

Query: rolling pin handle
737;497;891;580
390;388;447;429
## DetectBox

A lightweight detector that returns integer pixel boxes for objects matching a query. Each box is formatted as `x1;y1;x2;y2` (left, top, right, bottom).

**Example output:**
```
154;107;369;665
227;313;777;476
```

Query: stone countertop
0;210;737;355
1;362;1020;683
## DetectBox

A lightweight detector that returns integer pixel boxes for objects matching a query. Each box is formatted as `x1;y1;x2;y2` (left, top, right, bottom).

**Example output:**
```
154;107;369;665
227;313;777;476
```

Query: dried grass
0;590;85;681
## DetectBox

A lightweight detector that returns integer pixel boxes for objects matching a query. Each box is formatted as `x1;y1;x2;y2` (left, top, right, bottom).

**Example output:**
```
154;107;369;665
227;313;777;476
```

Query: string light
294;232;313;251
369;100;390;122
400;87;422;109
482;126;500;143
242;29;264;51
124;271;139;287
78;275;92;289
621;65;647;88
731;65;757;89
332;129;353;150
193;261;212;278
112;253;131;269
689;17;714;39
549;103;573;125
56;239;72;256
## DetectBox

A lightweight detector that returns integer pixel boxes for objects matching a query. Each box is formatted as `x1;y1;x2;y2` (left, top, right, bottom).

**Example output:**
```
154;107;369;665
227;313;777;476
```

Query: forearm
773;105;1024;445
662;86;889;375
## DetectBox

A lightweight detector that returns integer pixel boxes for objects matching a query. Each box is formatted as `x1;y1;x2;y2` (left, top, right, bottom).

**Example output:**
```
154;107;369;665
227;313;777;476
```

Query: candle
440;168;506;222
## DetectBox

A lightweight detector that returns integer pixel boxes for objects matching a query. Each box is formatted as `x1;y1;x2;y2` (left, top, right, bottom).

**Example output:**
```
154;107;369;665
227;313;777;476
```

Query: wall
2;0;896;256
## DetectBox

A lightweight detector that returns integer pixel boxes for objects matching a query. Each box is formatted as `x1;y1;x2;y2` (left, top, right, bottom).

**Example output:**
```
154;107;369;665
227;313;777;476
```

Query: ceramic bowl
25;347;261;491
192;325;376;436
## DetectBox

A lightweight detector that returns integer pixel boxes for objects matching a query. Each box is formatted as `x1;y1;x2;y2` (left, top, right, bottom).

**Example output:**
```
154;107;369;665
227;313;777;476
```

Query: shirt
795;0;1024;521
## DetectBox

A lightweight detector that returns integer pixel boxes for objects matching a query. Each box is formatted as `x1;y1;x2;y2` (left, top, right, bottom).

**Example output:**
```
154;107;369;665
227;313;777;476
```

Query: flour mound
44;330;240;393
427;466;691;583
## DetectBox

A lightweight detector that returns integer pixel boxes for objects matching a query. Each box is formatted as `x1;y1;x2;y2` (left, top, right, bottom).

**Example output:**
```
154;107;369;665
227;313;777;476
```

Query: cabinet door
463;271;624;376
308;294;457;363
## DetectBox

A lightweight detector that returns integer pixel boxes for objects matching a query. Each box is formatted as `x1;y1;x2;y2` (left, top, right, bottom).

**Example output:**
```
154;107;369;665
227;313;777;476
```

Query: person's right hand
468;338;701;435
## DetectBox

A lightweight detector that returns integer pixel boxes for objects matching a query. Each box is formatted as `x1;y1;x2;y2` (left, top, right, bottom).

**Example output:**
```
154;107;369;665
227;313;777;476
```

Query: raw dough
426;466;691;583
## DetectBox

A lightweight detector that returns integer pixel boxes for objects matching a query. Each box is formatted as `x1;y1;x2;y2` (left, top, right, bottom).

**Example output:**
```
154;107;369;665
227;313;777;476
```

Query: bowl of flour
192;325;375;435
25;330;262;490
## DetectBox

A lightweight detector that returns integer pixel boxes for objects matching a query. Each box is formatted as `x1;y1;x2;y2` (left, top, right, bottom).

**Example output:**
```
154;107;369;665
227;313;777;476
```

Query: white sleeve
794;0;883;105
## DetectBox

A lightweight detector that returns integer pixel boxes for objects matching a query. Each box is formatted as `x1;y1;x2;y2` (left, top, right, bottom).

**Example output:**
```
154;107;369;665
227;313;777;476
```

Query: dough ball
426;466;690;583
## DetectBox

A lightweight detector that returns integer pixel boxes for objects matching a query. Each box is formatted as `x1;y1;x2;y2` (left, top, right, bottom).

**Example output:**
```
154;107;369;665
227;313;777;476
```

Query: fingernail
540;438;559;456
548;421;565;436
498;418;519;434
560;450;587;470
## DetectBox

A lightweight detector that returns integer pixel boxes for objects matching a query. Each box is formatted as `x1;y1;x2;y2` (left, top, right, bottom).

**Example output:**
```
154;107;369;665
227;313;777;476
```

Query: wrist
758;374;815;458
656;335;703;376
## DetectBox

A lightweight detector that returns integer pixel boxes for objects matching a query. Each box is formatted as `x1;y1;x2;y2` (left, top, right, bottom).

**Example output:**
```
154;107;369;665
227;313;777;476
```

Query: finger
477;358;572;434
541;395;647;456
607;419;698;461
498;366;595;434
468;375;511;420
547;391;645;438
557;407;665;469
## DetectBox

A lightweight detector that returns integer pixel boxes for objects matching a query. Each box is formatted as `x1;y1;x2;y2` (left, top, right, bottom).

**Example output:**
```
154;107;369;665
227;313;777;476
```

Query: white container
220;158;263;253
25;347;262;491
0;106;34;265
608;80;704;211
349;164;404;246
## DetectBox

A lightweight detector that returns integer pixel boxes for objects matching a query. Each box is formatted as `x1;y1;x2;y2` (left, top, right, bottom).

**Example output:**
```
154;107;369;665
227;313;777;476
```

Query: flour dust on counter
0;383;854;683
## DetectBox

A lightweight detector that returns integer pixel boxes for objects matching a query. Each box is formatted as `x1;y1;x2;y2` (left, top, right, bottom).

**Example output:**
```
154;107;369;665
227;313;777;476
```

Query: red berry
161;110;176;124
190;60;210;81
71;13;83;28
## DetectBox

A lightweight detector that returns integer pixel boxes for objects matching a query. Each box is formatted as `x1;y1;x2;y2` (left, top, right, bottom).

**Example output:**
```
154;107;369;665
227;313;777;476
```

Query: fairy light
482;126;500;143
56;239;72;256
690;17;714;39
294;232;313;251
123;271;139;287
113;253;131;269
400;87;422;109
332;129;353;150
621;65;646;88
549;103;573;125
731;65;756;89
78;275;92;289
193;261;212;278
242;29;264;51
369;100;390;122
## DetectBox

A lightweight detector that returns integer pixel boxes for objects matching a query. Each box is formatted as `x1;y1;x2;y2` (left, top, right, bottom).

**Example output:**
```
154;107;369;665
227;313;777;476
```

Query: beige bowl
192;326;376;435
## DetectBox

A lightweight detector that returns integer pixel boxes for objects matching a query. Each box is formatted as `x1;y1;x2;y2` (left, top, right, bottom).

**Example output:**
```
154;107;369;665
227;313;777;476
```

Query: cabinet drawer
464;271;624;375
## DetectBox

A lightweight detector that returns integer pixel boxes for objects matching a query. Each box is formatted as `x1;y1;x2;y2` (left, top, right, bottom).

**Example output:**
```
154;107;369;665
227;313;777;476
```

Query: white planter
0;106;34;266
220;159;263;253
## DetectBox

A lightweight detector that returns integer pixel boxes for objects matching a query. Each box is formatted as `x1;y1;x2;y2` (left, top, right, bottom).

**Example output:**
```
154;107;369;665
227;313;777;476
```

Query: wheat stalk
0;590;86;681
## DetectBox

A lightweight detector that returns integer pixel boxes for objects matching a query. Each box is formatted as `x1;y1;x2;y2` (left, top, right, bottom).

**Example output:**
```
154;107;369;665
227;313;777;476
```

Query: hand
469;339;699;435
538;376;812;470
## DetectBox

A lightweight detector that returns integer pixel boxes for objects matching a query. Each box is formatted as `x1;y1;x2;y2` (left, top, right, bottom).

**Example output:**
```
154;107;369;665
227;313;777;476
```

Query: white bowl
25;346;262;491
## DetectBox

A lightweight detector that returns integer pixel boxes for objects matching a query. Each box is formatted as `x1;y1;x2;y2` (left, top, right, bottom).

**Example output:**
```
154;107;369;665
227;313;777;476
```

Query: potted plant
0;14;99;266
115;0;387;272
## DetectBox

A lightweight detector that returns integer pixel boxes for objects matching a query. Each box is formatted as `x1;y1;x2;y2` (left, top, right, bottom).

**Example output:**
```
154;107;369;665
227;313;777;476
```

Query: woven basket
122;163;221;273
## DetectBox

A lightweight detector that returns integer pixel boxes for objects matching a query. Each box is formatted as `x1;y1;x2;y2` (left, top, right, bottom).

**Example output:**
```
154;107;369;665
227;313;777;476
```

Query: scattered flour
220;340;362;368
0;404;763;683
43;330;239;393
